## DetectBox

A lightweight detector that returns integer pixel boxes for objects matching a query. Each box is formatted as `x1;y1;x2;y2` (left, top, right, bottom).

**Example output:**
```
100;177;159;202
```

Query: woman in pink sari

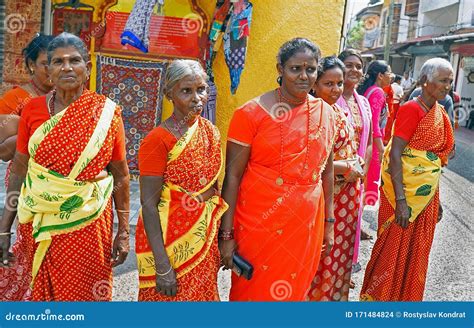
357;60;392;207
335;49;372;278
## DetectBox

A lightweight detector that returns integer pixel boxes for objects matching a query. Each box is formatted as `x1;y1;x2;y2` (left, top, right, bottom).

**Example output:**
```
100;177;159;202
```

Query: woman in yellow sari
136;60;227;301
360;58;455;301
0;32;130;301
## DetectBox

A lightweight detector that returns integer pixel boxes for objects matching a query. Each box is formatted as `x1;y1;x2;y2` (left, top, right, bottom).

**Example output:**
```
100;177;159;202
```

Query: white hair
419;58;453;82
164;60;208;95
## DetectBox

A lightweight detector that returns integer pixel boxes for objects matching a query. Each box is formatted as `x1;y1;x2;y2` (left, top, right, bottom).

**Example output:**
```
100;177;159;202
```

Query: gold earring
423;83;427;87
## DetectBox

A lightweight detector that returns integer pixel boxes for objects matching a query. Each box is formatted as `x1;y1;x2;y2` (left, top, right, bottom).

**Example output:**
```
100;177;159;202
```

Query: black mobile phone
232;253;253;280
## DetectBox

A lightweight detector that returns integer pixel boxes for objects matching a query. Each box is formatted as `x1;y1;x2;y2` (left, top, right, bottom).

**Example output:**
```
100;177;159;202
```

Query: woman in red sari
0;34;54;301
360;58;455;301
220;38;336;301
136;60;227;301
307;56;364;301
0;33;130;301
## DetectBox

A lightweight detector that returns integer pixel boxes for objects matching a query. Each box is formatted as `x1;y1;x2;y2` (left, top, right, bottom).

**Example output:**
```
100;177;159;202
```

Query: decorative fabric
17;96;116;284
308;104;360;301
227;98;336;301
223;1;252;94
136;117;228;301
360;102;454;301
120;0;160;53
15;90;125;301
202;80;217;124
96;55;166;176
2;0;42;85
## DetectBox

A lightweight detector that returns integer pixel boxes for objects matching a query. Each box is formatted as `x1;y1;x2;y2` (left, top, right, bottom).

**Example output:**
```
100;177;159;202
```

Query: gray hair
47;32;89;64
164;60;208;95
419;58;453;82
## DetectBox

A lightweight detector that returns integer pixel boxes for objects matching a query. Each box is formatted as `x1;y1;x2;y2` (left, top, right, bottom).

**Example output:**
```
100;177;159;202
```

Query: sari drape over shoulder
136;117;228;301
227;98;336;301
15;90;125;301
360;101;454;301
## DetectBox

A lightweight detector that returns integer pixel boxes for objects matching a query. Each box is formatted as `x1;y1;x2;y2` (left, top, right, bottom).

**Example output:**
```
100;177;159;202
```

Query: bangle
0;232;13;236
325;217;336;223
218;229;234;240
156;266;172;276
116;209;130;213
395;195;406;201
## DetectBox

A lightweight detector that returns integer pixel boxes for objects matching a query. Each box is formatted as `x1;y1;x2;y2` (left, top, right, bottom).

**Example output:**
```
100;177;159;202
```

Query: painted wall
199;0;346;142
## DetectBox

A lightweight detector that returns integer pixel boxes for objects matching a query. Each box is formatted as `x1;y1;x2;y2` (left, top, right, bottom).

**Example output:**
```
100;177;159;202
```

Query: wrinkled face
314;67;344;105
342;55;363;87
378;65;393;88
278;50;318;98
49;46;90;91
424;67;454;101
169;74;208;121
29;51;53;88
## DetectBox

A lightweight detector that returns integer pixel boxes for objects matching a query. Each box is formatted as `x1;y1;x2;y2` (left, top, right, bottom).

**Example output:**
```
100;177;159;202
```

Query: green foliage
347;20;364;49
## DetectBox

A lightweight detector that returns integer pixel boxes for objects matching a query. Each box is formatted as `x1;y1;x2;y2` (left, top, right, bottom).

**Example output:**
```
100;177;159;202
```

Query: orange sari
0;87;33;301
360;102;454;301
15;90;125;301
227;98;335;301
136;117;228;301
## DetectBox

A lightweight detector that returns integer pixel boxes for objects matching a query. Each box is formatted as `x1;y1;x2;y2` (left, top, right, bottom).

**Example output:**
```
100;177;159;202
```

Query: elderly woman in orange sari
220;38;336;301
0;33;54;301
360;58;455;301
0;32;130;301
136;60;227;301
307;56;365;301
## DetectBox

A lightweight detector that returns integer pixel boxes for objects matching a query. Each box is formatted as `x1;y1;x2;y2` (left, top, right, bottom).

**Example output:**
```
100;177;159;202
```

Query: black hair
47;32;89;64
316;56;345;82
394;74;402;83
357;60;389;95
277;37;321;67
338;48;363;67
22;33;55;73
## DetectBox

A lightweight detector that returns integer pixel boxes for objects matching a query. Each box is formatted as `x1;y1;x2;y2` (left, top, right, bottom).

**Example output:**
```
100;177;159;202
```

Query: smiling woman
0;32;130;301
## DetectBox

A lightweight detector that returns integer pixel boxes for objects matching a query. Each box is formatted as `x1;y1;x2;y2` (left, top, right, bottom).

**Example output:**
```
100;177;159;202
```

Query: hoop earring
277;76;282;86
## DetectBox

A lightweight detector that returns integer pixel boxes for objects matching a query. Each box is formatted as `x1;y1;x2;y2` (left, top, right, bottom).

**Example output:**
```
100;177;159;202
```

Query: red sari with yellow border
14;90;125;301
360;101;454;301
136;117;228;301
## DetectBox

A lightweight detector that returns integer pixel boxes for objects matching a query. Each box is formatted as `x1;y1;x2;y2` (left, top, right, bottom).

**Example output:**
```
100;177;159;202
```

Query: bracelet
116;209;130;213
395;195;406;201
324;217;336;223
218;229;234;240
0;232;13;236
156;266;173;276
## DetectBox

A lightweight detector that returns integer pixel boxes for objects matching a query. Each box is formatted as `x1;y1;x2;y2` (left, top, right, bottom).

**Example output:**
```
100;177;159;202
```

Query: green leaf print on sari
59;195;84;220
415;184;432;197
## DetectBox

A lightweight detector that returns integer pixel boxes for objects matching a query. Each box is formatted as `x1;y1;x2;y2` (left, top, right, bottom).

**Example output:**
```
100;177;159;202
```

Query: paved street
1;128;472;301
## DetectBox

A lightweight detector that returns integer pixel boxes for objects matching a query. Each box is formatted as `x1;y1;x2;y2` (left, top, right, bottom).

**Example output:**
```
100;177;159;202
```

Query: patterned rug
96;55;166;176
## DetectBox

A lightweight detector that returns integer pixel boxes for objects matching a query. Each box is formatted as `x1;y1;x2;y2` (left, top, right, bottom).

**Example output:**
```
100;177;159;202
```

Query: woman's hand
111;230;129;267
218;239;236;270
0;233;14;266
344;164;364;182
91;170;109;182
395;199;410;228
437;203;443;223
322;222;334;256
155;265;177;297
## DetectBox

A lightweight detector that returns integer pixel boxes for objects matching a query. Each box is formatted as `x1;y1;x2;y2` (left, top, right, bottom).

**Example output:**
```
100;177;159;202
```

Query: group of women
0;32;455;302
